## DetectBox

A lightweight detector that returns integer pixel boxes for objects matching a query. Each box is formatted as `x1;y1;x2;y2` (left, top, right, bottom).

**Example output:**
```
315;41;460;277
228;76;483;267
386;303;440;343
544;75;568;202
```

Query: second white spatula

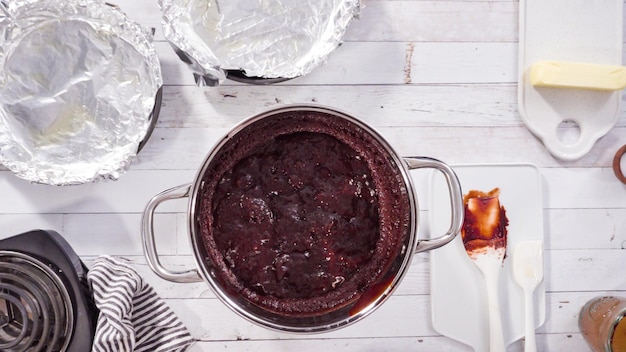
512;240;544;352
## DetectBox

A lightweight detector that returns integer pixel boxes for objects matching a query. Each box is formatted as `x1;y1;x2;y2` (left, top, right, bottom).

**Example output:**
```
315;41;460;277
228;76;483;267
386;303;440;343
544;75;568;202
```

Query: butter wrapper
0;0;163;185
159;0;360;86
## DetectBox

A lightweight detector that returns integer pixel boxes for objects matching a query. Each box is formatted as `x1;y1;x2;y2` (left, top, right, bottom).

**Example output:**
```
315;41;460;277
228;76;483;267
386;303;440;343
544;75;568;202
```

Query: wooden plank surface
1;1;625;351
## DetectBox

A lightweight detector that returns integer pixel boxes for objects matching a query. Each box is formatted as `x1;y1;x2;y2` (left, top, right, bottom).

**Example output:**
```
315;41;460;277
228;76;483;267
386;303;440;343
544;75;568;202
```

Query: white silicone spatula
462;191;507;352
512;240;544;352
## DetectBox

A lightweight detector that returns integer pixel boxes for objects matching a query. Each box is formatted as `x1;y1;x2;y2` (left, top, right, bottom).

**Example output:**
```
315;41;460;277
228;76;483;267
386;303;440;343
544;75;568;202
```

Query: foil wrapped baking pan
0;0;163;185
160;0;361;86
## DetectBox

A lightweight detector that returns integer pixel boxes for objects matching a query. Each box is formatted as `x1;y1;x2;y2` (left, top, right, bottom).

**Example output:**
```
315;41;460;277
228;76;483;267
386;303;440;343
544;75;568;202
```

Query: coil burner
0;230;98;352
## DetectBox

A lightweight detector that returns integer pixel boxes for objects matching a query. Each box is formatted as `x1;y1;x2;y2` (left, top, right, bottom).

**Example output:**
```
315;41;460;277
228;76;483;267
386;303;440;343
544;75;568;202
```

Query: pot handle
141;183;203;283
404;157;464;253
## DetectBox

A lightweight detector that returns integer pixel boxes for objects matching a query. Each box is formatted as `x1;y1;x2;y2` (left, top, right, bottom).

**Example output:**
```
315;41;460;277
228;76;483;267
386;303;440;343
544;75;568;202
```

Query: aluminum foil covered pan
0;0;163;185
160;0;361;86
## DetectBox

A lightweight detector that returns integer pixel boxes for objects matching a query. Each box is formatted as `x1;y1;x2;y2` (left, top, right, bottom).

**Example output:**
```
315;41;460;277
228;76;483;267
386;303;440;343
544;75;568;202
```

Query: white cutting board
429;164;546;352
518;0;624;160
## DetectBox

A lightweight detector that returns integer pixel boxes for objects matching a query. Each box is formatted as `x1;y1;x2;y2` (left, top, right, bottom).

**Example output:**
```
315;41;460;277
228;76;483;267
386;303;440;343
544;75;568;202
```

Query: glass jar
579;296;626;352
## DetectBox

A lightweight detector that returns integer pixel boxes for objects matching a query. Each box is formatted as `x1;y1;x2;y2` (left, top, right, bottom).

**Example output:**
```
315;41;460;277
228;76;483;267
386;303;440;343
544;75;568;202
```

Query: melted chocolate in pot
212;132;380;300
198;111;411;316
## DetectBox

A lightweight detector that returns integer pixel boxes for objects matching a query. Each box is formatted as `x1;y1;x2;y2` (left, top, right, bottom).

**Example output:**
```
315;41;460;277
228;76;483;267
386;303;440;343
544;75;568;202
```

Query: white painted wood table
1;1;625;351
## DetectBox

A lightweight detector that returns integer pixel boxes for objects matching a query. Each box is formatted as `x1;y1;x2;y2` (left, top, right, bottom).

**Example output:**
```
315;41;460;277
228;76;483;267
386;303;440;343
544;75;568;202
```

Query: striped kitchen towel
87;255;195;352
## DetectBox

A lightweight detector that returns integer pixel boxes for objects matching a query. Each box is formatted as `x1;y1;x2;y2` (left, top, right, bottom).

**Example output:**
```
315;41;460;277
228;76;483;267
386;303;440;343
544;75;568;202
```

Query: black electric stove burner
0;230;98;352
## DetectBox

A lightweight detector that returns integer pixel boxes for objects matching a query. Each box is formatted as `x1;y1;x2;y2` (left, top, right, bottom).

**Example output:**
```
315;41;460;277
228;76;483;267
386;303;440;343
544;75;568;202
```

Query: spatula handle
484;267;507;352
524;288;537;352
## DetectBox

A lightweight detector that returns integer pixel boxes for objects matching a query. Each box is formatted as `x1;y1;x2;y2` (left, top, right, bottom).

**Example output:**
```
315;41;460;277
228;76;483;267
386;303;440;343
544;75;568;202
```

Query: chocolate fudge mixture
212;131;379;299
198;110;410;316
461;188;508;254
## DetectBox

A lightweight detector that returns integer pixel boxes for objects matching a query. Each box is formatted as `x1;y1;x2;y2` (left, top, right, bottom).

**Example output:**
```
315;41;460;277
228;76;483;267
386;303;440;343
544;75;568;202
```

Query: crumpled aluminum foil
0;0;163;185
160;0;361;86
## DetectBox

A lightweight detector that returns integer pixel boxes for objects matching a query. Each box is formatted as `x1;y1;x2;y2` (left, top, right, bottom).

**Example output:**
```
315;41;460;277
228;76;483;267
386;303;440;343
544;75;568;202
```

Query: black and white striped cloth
87;255;195;352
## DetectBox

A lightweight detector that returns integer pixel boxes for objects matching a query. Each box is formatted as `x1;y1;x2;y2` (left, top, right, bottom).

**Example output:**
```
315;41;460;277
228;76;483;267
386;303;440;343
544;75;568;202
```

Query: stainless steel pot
142;104;463;333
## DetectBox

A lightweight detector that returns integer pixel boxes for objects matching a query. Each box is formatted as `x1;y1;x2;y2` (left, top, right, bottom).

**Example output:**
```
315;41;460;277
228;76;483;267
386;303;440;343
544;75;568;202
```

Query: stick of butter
530;61;626;91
